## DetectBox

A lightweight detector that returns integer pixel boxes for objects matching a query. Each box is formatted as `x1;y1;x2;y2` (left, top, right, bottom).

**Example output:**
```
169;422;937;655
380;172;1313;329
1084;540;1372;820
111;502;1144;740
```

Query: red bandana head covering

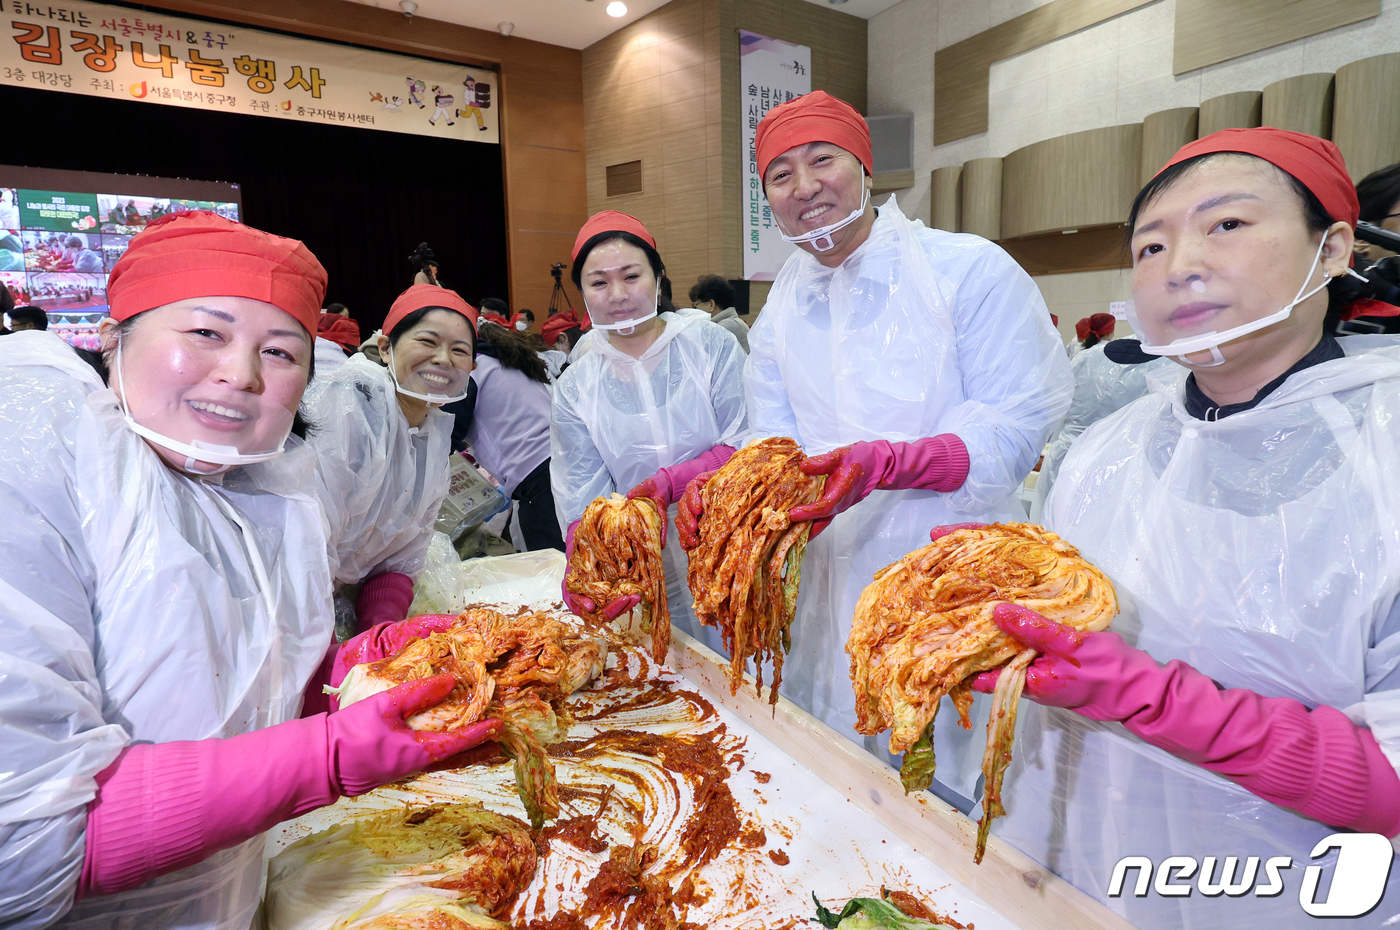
1088;312;1116;337
383;283;478;337
1158;127;1394;319
1075;317;1093;341
317;312;361;349
482;312;509;327
542;312;580;347
571;211;656;263
755;90;873;183
107;210;326;334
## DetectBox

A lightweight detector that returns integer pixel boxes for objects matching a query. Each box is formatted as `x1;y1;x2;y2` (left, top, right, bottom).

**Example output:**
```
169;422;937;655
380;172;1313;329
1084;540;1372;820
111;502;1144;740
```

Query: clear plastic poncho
1028;343;1173;521
550;311;748;649
0;332;333;930
303;353;453;586
996;337;1400;929
744;196;1074;801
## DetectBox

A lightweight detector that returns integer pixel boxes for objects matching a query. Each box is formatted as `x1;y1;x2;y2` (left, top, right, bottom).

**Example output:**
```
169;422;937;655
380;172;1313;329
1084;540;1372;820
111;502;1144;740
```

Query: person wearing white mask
976;128;1400;929
303;284;478;640
677;91;1074;808
551;211;747;652
0;213;498;930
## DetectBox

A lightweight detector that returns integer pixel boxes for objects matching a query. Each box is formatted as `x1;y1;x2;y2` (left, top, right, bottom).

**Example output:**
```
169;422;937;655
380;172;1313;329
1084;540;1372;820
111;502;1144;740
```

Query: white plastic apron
997;347;1400;928
61;392;333;929
759;198;1023;799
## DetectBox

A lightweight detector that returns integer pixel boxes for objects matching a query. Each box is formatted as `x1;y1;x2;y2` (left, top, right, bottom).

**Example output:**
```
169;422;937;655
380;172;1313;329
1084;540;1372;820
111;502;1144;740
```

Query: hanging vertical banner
739;30;810;281
3;0;498;143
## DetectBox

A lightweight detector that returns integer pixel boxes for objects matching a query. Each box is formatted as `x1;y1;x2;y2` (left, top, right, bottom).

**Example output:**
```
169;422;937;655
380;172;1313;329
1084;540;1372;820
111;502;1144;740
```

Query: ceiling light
829;0;849;4
399;0;416;17
606;1;628;16
498;21;514;36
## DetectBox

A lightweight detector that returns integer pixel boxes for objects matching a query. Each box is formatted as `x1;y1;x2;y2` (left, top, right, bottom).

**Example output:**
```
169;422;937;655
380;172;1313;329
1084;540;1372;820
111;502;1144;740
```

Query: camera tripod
548;263;574;316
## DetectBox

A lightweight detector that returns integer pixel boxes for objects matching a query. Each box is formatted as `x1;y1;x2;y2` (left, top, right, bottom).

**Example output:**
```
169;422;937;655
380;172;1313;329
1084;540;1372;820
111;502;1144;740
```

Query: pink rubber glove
789;437;970;538
79;674;502;898
355;571;416;634
299;636;341;718
625;445;737;547
972;603;1400;836
329;614;463;709
676;469;718;551
561;519;641;619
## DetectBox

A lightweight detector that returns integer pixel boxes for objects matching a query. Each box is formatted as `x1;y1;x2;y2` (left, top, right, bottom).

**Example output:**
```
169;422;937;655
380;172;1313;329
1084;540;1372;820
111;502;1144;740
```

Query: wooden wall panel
931;165;962;232
1333;53;1400;180
1198;91;1262;137
933;0;1152;146
146;0;587;320
961;157;1004;241
1001;124;1142;239
1262;73;1336;139
1174;0;1379;75
1141;107;1198;184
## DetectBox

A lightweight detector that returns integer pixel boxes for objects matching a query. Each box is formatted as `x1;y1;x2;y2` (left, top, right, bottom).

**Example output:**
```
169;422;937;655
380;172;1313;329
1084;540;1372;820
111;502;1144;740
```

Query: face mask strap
385;343;470;405
113;339;288;472
586;279;661;334
1138;234;1331;362
779;184;870;252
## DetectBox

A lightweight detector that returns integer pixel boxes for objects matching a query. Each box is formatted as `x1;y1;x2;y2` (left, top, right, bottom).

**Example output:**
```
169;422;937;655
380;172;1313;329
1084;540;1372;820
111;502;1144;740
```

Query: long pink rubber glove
560;520;639;619
329;614;463;711
625;444;737;547
789;437;970;538
79;674;502;898
356;571;416;634
973;603;1400;836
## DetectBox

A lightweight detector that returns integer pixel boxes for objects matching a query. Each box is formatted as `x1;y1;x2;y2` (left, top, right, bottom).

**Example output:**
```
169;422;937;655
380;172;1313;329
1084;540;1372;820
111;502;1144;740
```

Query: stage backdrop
4;0;498;143
0;80;508;334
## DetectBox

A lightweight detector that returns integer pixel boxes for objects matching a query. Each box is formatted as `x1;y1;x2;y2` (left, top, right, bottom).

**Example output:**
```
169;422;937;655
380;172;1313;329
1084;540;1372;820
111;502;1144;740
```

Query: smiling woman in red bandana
986;128;1400;929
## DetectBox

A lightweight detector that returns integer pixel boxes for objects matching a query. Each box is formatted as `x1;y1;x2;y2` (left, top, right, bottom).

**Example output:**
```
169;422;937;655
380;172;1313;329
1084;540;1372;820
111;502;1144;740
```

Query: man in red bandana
676;90;1075;808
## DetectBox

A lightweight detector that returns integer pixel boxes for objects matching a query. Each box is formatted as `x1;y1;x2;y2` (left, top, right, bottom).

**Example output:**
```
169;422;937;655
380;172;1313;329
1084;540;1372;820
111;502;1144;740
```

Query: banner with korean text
739;30;809;281
4;0;499;142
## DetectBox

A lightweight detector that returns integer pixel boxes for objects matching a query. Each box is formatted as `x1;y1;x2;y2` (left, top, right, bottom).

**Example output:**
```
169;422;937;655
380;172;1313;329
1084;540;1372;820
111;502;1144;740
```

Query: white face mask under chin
112;341;291;475
1135;234;1347;368
779;185;870;252
587;280;660;336
386;344;470;404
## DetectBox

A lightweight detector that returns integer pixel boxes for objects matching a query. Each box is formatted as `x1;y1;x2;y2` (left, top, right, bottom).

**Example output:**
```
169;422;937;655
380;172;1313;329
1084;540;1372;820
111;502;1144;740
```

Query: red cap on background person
317;312;361;349
1159;127;1395;320
482;312;509;327
754;90;873;181
1075;317;1092;341
107;211;326;334
382;283;478;336
1088;313;1115;337
571;211;656;263
542;313;577;348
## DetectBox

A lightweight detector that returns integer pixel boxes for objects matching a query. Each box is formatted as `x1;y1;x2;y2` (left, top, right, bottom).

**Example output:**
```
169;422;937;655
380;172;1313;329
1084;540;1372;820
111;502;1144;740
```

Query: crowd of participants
3;88;1400;930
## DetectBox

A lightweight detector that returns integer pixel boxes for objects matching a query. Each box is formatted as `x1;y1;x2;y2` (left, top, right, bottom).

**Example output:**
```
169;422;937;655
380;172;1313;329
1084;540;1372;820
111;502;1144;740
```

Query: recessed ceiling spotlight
606;1;628;16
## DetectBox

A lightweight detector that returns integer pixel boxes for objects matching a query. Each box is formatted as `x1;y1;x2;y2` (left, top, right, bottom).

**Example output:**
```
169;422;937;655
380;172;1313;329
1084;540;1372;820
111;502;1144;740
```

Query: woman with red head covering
0;213;498;930
677;91;1073;806
302;283;479;641
551;210;747;651
978;129;1400;928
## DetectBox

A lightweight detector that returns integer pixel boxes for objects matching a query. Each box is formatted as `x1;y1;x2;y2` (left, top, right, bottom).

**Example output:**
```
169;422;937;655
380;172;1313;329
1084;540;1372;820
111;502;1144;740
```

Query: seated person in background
689;274;748;352
540;316;582;380
511;308;536;332
327;301;352;318
1354;161;1400;263
9;306;48;332
315;310;361;372
480;297;510;327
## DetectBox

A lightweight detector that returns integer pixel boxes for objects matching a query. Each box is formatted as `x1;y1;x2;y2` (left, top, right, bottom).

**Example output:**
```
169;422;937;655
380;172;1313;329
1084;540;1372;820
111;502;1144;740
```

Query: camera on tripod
548;262;573;316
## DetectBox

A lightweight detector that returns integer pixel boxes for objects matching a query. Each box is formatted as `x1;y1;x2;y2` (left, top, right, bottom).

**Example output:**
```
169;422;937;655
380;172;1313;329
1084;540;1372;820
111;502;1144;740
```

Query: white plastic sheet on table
267;552;1122;930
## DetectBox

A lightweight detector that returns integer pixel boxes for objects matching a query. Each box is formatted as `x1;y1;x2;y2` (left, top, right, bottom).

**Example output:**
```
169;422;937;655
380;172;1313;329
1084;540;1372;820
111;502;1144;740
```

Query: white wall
869;0;1400;339
870;0;1400;223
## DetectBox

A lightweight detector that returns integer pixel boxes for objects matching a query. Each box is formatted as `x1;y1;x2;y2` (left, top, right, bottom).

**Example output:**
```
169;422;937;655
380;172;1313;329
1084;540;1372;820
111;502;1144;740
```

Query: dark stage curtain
1;82;507;334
